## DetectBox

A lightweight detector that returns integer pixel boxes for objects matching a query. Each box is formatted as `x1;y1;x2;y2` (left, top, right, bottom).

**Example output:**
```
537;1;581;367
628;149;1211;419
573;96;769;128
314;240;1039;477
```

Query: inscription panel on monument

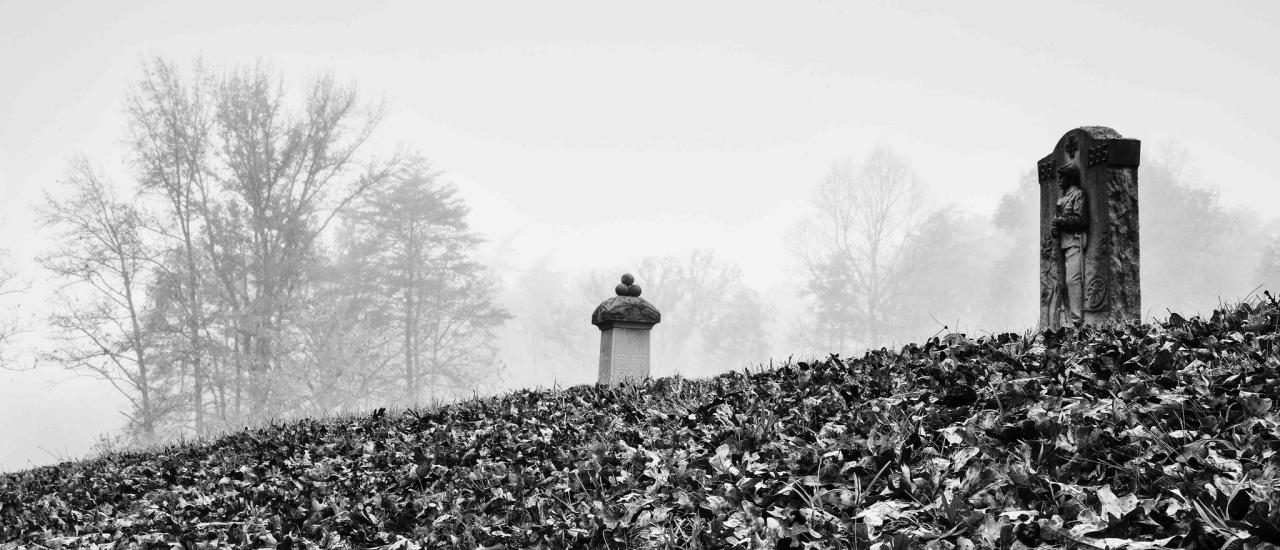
616;328;650;381
599;328;651;384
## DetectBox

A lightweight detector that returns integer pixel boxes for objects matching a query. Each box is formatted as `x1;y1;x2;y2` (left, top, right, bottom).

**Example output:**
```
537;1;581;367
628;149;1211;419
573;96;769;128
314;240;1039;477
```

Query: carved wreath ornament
1085;275;1108;311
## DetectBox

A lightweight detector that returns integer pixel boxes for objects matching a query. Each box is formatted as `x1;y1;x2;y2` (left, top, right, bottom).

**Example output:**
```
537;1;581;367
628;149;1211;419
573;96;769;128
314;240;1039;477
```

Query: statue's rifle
1055;227;1069;328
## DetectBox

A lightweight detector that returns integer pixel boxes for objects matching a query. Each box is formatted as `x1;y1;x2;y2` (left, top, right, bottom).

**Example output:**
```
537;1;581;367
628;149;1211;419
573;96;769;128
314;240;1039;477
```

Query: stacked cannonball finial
614;273;642;297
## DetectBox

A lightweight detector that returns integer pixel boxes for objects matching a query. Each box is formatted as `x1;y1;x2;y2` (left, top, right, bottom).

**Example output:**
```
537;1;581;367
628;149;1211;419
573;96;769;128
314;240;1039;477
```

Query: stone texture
1037;126;1141;328
591;296;661;329
597;325;652;385
593;275;661;385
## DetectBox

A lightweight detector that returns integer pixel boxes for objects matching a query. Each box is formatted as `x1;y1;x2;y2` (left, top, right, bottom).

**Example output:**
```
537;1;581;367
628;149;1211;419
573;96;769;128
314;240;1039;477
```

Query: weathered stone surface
593;274;661;386
591;296;661;329
1037;126;1140;328
597;326;651;385
613;277;643;297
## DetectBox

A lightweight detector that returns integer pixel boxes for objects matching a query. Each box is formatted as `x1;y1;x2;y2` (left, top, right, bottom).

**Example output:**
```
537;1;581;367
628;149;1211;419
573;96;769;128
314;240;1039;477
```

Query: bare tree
41;159;165;439
1140;152;1262;315
700;286;771;372
41;58;526;443
0;250;23;364
293;244;400;416
348;157;509;403
207;63;396;418
635;250;744;374
126;56;215;435
983;171;1040;330
891;209;994;339
496;258;608;389
789;147;925;353
513;257;592;382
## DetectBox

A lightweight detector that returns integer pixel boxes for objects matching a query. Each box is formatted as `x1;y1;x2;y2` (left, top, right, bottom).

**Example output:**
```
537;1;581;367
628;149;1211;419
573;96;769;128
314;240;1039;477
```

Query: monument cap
591;296;661;327
593;274;661;329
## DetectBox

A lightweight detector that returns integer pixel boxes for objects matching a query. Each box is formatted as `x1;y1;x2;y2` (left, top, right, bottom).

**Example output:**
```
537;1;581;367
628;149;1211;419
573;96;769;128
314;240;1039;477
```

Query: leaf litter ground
4;302;1280;549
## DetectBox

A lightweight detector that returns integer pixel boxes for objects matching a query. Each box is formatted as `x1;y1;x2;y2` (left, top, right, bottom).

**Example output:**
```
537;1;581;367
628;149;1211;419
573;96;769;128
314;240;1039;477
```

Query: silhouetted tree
0;250;22;365
701;287;772;371
505;257;594;387
52;58;406;440
983;171;1039;330
204;63;397;418
347;158;509;403
626;250;770;377
1141;153;1262;316
41;159;167;439
292;244;399;416
126;57;216;435
794;252;860;353
890;209;994;341
790;147;931;352
637;250;739;371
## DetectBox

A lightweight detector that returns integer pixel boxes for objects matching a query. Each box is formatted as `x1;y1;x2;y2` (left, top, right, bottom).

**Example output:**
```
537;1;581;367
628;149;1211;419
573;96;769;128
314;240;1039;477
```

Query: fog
3;2;1279;471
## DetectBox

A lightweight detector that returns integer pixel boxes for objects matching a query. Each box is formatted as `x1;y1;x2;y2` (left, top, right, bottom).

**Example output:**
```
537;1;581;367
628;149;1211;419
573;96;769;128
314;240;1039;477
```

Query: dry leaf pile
4;301;1280;549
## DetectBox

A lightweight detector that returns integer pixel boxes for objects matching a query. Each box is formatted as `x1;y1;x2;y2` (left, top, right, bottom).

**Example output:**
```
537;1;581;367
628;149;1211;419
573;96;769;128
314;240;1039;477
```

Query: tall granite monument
591;273;661;385
1038;126;1141;328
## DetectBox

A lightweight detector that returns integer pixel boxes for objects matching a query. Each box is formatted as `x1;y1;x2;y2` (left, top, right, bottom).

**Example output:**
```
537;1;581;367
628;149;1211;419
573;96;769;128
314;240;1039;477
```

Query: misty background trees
15;56;1280;448
0;250;21;365
345;157;510;404
39;59;509;443
787;147;992;355
1141;150;1265;314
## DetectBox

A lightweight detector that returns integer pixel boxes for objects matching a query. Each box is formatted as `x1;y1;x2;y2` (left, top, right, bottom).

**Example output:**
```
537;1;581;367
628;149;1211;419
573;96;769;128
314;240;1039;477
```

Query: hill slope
4;303;1280;549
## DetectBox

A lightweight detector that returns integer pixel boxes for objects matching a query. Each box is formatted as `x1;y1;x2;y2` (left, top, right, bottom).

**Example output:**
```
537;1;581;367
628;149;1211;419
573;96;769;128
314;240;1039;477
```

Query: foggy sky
3;1;1279;471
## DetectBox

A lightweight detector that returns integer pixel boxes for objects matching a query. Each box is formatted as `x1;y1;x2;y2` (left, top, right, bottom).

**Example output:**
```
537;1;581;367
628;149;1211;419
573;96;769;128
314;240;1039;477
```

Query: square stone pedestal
598;321;653;385
591;281;661;386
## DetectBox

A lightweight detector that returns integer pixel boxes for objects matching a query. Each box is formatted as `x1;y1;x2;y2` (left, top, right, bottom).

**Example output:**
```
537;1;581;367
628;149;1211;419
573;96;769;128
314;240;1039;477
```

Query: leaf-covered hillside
4;301;1280;549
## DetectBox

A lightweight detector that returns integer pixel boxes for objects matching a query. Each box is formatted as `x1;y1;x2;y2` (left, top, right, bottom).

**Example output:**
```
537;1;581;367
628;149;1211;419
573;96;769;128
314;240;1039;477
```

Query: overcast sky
2;0;1278;470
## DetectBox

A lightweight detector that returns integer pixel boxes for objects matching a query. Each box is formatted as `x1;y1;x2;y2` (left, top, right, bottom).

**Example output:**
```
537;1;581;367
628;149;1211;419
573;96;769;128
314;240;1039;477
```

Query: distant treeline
38;58;507;444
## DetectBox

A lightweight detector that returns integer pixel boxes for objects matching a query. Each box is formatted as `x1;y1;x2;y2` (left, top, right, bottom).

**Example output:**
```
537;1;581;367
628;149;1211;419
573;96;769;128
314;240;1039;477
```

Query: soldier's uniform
1056;185;1088;322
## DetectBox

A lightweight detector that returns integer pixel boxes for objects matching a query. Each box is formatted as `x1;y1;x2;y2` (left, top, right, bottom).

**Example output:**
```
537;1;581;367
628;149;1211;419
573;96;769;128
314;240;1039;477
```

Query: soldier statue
1050;164;1087;324
1037;127;1140;328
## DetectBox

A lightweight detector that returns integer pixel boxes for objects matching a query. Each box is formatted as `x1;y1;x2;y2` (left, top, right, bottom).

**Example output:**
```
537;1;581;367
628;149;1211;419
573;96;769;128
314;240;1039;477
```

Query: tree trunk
122;269;153;437
404;286;414;403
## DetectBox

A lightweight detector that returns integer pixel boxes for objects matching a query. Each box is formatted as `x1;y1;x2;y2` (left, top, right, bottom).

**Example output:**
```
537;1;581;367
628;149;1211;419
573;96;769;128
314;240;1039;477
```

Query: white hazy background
2;1;1279;471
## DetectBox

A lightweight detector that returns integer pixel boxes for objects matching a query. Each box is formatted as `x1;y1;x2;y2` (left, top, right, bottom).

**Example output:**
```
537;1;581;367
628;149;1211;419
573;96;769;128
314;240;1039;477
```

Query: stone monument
591;273;661;385
1037;126;1140;328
